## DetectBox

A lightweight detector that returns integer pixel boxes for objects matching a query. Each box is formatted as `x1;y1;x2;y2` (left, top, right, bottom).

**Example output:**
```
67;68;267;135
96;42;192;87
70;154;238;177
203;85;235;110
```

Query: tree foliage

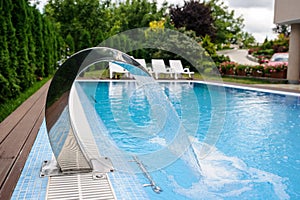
169;1;215;38
208;0;245;44
0;0;61;103
0;0;20;101
45;0;167;52
45;0;106;51
112;0;166;32
169;0;250;46
237;32;256;48
273;24;291;37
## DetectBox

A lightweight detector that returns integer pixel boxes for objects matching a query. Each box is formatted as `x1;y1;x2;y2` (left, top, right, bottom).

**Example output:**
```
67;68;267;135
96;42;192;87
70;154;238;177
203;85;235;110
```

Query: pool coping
77;79;300;96
0;79;299;199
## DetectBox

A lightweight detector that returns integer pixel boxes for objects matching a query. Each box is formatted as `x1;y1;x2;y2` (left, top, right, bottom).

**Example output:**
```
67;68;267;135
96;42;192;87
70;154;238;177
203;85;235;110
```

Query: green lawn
194;73;287;84
0;77;52;122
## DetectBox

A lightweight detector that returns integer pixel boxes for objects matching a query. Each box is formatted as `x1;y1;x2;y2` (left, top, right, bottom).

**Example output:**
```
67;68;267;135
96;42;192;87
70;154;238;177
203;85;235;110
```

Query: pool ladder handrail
132;156;163;194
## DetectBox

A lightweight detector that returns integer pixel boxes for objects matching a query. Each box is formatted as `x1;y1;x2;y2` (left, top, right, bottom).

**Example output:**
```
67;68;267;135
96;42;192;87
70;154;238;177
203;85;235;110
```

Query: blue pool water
78;81;300;200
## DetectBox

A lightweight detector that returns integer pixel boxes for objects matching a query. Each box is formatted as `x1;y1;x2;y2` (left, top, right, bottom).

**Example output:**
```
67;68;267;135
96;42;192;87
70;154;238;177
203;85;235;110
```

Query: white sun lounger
151;59;173;79
109;62;129;79
134;59;147;69
135;59;154;74
169;60;194;79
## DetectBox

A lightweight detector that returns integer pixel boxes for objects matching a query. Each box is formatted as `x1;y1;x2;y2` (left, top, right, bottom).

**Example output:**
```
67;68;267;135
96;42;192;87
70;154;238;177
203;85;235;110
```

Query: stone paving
254;83;300;93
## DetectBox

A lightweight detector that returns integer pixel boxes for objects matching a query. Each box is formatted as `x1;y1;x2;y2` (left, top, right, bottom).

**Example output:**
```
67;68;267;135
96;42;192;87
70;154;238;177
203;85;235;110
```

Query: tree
237;32;256;48
112;0;167;32
1;0;20;99
65;33;75;56
45;0;111;51
12;0;35;90
45;0;167;51
201;35;216;56
273;24;291;37
169;0;215;38
207;0;245;44
272;33;289;53
43;17;55;76
0;0;62;104
0;17;13;102
27;6;37;80
32;8;45;77
78;29;92;50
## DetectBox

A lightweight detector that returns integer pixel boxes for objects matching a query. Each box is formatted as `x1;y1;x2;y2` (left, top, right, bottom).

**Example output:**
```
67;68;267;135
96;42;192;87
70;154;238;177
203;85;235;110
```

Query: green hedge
0;0;61;104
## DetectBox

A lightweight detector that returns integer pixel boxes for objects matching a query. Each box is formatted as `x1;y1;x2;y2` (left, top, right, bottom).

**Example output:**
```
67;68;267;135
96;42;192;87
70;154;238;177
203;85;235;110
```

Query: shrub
236;64;247;71
252;65;264;72
256;49;274;56
219;61;237;74
211;54;230;66
235;64;251;75
264;64;288;74
203;67;213;74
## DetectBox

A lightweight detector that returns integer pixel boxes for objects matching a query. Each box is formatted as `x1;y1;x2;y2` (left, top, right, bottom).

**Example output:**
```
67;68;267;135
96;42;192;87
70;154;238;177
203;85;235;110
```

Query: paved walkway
222;82;300;93
218;49;259;65
254;83;300;92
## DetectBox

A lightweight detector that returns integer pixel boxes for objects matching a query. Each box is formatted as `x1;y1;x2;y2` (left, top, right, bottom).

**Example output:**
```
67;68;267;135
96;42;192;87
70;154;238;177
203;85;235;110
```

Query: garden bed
218;61;288;80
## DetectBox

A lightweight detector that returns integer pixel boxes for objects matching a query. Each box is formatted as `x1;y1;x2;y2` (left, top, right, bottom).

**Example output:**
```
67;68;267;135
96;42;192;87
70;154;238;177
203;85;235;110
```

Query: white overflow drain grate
46;173;116;200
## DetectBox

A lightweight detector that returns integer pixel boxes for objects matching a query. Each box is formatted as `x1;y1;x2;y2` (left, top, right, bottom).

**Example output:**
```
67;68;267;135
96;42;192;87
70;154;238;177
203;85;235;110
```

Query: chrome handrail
132;156;162;194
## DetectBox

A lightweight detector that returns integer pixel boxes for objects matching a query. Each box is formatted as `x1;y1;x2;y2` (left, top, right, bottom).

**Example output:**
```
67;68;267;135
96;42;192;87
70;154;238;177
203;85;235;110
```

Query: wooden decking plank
0;160;13;192
0;89;46;187
0;81;50;144
0;107;45;200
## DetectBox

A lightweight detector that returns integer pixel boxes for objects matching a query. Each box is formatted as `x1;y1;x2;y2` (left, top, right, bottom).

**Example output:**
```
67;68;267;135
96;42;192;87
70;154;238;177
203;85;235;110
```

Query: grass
193;73;287;84
0;76;52;123
81;69;109;79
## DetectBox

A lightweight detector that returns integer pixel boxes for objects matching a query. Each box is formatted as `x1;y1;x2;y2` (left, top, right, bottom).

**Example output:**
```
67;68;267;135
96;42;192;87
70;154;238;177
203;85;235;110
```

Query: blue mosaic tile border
11;120;53;200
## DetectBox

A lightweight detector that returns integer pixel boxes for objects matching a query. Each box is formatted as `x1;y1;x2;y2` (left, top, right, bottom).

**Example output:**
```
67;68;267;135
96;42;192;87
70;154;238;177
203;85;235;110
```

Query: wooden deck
0;81;50;200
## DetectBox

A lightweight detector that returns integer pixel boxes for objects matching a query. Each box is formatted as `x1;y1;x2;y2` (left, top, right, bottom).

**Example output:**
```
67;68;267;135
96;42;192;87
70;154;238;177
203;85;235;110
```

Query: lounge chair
169;60;194;79
134;59;147;69
109;62;129;79
151;59;173;79
135;58;155;75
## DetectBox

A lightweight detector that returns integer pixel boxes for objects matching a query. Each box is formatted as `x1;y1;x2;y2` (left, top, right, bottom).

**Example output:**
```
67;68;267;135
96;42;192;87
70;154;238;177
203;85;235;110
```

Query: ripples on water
79;81;300;199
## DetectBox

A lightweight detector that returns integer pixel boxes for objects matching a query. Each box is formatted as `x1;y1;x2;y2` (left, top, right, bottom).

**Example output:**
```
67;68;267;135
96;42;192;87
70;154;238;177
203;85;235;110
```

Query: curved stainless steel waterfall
45;47;151;174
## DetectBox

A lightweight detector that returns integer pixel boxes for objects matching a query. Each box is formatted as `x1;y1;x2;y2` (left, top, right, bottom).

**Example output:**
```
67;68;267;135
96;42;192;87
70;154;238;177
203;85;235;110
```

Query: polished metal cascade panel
46;173;116;200
45;47;150;174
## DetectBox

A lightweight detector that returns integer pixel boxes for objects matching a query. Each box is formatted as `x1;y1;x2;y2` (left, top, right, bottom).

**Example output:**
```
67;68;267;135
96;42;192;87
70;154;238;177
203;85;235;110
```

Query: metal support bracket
40;160;62;177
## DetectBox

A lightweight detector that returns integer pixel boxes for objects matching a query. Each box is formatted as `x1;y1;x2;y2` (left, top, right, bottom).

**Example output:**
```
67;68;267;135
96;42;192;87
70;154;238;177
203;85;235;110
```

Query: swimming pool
11;80;300;200
77;81;300;200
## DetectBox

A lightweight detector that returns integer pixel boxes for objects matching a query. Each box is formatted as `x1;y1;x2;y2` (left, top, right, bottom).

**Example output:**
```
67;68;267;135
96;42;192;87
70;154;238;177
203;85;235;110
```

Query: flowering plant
219;61;237;74
264;64;288;74
257;55;269;64
235;64;251;75
236;64;249;72
251;65;264;73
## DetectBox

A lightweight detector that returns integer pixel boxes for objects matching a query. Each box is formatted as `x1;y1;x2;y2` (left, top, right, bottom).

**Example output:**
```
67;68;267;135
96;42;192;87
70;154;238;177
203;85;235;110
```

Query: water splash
170;137;289;200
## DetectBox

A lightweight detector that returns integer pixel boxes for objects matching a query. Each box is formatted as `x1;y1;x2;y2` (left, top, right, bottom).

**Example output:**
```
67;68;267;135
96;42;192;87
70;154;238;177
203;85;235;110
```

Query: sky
224;0;277;43
36;0;278;43
159;0;278;43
